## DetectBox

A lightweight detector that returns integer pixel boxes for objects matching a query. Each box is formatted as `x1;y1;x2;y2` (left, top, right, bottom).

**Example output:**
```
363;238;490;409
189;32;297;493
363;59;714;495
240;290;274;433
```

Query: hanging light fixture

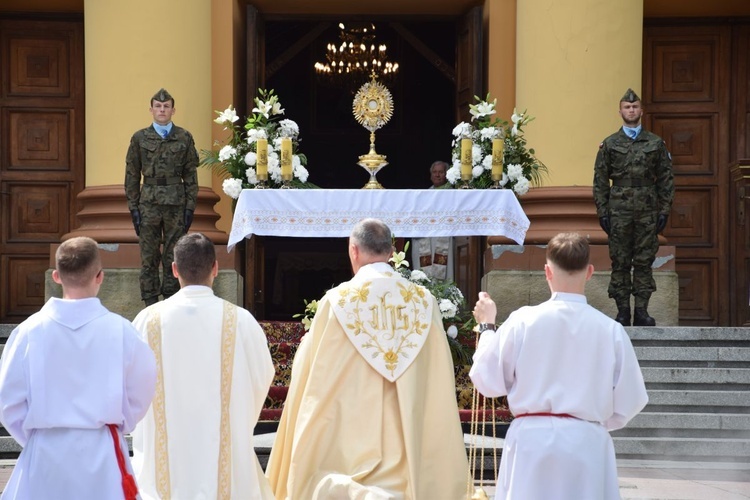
314;22;399;91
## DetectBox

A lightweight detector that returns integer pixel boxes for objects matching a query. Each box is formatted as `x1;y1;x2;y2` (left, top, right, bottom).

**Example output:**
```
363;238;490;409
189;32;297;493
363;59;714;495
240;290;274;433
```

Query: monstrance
352;74;394;189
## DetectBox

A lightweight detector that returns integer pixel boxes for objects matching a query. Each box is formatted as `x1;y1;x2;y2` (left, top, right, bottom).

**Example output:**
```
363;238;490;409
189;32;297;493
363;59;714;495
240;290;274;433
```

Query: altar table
227;189;529;251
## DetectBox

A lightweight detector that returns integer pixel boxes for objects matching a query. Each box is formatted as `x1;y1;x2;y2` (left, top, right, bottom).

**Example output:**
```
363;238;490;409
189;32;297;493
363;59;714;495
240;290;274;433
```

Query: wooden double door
0;17;85;322
643;20;750;325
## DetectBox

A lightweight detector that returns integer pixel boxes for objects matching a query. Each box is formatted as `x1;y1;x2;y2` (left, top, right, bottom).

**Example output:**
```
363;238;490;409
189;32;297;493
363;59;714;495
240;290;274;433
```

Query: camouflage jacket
593;128;674;218
124;125;199;210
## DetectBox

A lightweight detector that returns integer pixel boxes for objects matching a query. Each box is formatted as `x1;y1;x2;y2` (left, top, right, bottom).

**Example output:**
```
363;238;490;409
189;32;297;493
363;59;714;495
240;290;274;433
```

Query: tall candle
492;138;504;179
256;138;268;180
460;138;472;180
281;137;293;180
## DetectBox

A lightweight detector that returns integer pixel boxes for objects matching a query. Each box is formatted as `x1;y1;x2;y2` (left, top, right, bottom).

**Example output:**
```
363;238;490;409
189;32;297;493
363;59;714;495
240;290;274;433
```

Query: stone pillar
516;0;643;186
54;0;239;311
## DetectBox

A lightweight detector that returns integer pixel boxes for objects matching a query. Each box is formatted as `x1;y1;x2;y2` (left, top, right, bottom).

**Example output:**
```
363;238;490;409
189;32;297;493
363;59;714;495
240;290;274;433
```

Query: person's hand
473;291;497;325
130;209;141;236
184;209;194;233
599;216;611;235
656;213;669;234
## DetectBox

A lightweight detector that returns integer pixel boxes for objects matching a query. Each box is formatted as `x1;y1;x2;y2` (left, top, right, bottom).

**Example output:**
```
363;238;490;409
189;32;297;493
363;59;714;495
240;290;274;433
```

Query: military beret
152;88;173;103
620;88;640;103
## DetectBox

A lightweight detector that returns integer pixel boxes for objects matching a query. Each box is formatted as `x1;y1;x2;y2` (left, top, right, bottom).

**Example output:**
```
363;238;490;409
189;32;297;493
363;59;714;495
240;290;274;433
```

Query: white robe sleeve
121;321;157;434
604;328;649;431
239;311;275;422
0;328;30;446
469;322;517;398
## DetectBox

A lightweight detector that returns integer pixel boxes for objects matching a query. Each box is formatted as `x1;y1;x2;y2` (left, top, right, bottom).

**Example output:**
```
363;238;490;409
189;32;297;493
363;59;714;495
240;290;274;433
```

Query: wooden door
0;17;85;322
243;4;267;317
643;23;732;326
729;25;750;326
454;6;484;305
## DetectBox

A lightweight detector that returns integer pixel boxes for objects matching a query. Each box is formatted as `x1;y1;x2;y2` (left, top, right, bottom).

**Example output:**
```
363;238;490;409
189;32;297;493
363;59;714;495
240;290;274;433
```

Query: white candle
492;138;504;180
281;138;292;181
256;139;268;180
461;138;472;180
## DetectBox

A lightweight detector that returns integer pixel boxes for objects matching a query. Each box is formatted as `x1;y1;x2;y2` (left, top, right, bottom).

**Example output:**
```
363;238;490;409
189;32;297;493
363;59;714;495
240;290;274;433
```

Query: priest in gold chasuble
267;219;468;500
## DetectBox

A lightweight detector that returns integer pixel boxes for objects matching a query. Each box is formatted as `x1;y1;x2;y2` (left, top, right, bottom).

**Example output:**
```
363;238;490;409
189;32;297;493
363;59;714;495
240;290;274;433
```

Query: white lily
469;98;496;121
252;99;272;118
214;106;239;126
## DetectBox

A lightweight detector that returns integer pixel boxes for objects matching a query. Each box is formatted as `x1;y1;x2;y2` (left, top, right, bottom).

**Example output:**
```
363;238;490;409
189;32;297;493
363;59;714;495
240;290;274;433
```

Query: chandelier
314;22;399;90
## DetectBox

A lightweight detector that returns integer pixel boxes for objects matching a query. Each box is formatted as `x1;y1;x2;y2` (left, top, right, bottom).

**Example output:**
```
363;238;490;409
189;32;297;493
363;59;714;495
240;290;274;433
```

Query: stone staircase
1;323;748;464
611;327;750;463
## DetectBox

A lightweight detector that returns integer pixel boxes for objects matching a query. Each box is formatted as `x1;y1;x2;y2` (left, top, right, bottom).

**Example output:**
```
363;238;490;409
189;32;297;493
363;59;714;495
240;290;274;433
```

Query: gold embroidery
217;302;237;500
337;278;431;378
146;308;171;499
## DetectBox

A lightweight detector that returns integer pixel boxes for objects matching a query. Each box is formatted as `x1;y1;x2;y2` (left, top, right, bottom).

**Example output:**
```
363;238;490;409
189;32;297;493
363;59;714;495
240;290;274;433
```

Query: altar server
267;218;468;500
470;232;649;500
0;236;157;499
131;232;275;499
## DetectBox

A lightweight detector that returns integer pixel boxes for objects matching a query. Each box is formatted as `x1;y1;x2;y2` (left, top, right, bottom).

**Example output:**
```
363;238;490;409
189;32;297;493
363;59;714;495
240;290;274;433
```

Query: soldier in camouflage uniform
593;88;674;326
125;89;199;306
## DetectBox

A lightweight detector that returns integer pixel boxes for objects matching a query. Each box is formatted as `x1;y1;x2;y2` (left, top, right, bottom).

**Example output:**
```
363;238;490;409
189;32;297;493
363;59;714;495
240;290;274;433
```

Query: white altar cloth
227;189;529;251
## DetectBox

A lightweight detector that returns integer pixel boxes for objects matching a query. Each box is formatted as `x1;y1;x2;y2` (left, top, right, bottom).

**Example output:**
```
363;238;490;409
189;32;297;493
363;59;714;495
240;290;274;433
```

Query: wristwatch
477;322;496;333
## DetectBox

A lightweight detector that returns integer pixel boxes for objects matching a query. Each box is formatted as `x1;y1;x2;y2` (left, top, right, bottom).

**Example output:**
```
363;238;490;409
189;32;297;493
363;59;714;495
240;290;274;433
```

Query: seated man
412;160;454;281
267;218;469;499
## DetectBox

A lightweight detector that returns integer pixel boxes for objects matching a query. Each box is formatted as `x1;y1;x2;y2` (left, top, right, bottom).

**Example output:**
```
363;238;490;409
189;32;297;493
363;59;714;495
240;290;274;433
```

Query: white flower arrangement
447;94;547;194
388;241;473;364
200;89;315;198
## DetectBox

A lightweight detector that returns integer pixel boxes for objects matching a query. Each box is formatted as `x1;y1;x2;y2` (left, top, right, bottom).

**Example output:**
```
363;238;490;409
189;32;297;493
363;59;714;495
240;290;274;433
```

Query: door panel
0;18;85;321
643;23;731;325
729;26;750;325
454;6;484;304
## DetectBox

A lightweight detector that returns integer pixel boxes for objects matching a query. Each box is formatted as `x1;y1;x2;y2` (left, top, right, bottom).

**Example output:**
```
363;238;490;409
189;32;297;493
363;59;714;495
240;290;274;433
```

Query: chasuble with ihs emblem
267;262;468;500
331;276;433;382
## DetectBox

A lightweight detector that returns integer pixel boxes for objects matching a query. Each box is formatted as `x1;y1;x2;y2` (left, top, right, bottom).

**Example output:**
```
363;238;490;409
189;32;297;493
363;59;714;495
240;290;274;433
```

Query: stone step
613;436;750;461
644;389;750;413
641;367;750;386
627;327;750;344
630;412;750;430
634;346;750;364
612;412;750;439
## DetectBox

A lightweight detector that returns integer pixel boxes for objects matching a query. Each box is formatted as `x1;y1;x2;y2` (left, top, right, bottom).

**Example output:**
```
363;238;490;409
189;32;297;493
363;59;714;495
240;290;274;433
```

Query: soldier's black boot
144;296;159;306
633;308;656;326
614;306;631;327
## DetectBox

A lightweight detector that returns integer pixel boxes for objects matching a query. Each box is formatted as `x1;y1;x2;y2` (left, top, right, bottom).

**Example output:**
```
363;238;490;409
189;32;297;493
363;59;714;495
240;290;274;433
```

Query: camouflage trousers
138;203;185;301
608;209;659;306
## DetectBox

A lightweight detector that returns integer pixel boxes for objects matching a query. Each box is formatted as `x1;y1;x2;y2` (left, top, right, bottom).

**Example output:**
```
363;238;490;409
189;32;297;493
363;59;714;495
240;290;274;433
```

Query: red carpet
259;321;512;423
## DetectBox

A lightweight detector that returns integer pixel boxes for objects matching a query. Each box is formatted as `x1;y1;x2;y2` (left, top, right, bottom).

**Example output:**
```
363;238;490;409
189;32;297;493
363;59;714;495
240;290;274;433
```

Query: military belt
143;176;182;186
612;178;654;188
